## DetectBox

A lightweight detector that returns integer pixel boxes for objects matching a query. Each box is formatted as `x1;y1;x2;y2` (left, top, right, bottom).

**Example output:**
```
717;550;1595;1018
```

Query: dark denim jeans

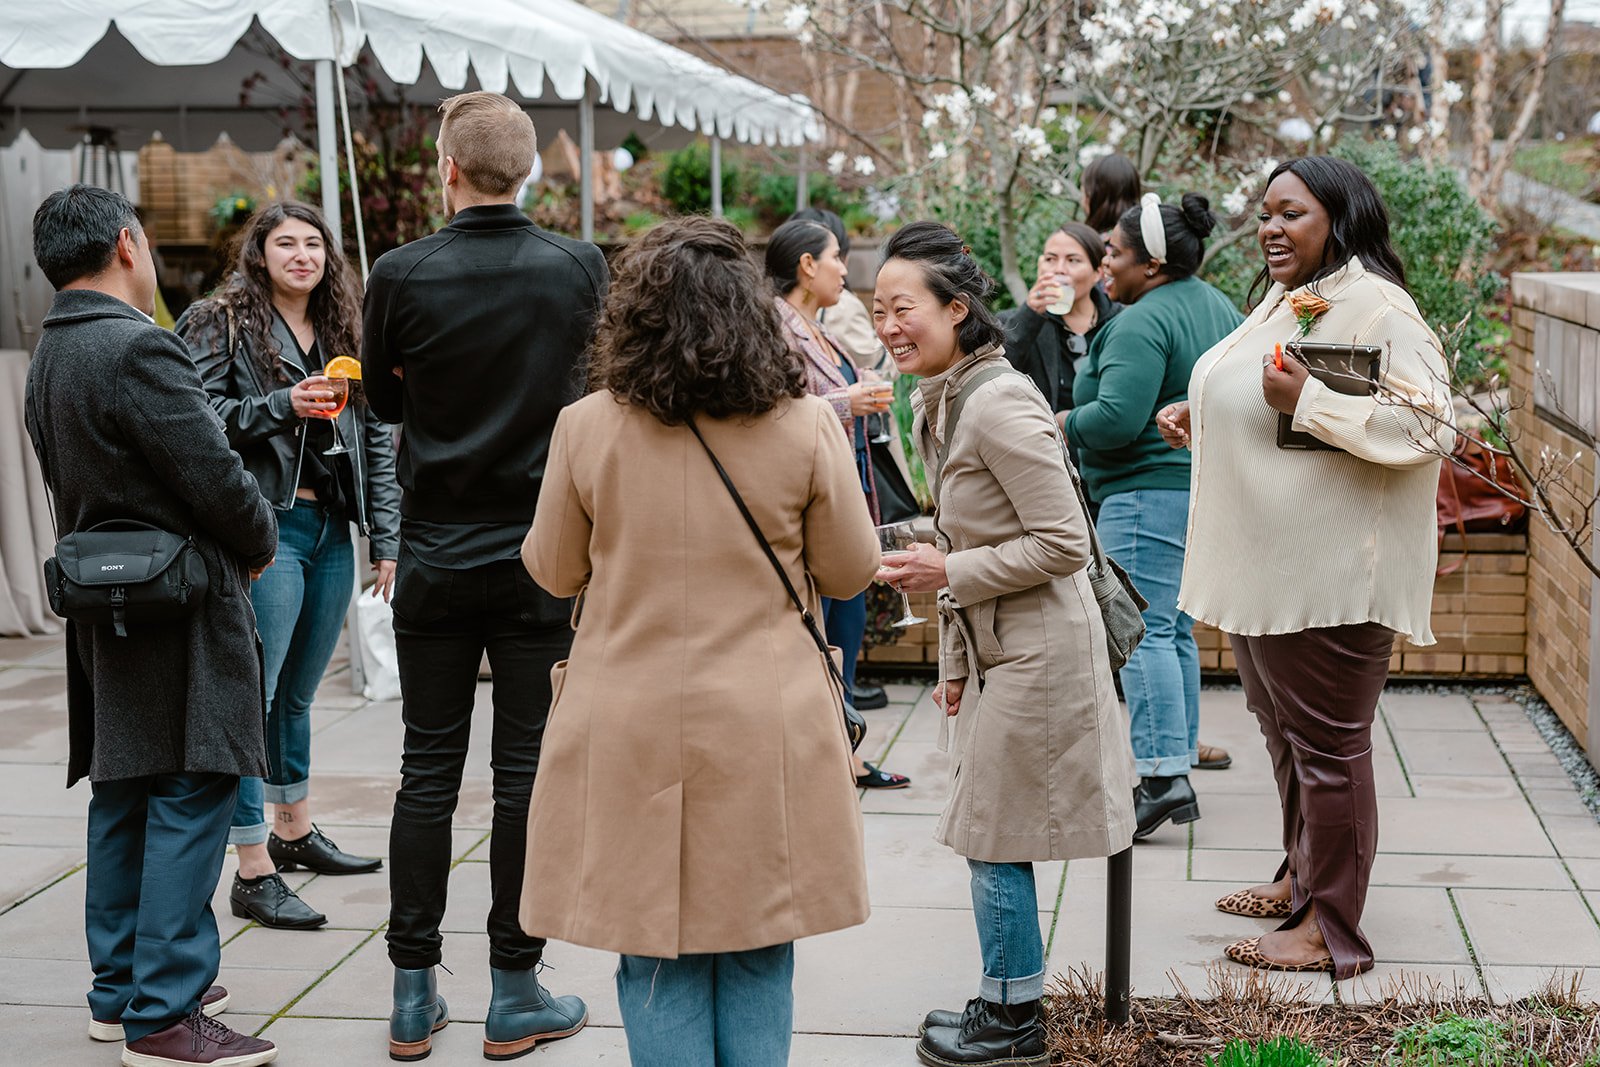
616;943;795;1066
822;591;867;696
230;501;354;845
385;545;572;971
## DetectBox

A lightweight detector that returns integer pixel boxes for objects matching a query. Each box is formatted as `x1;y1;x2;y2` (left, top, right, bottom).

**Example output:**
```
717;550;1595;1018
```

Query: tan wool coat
520;390;881;959
914;348;1138;864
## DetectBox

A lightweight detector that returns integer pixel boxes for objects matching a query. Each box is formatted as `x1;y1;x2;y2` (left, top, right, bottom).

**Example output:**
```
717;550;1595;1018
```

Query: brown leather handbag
1436;435;1527;574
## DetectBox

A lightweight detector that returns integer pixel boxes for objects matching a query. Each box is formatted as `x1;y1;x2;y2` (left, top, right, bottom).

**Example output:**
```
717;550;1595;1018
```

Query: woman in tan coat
874;222;1137;1067
519;217;879;1065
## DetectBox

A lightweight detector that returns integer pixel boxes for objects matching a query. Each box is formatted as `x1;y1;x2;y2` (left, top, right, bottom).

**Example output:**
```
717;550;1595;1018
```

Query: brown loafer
1195;742;1232;770
1223;936;1334;973
1215;888;1293;919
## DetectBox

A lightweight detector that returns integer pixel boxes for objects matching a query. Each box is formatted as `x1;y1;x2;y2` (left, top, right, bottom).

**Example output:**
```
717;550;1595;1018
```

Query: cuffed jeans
1095;489;1199;777
230;501;354;845
968;859;1044;1004
616;944;795;1066
385;546;571;971
87;772;237;1041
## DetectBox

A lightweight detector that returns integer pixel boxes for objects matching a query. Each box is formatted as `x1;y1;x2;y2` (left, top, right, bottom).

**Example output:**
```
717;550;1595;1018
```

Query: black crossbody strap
685;416;845;690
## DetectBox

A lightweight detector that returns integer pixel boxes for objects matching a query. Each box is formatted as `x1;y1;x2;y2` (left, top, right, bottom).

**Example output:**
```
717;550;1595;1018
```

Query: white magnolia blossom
1106;118;1129;145
781;3;809;31
1013;91;1036;111
1440;80;1464;105
1406;126;1424;145
1222;190;1249;215
921;109;940;130
1277;89;1294;104
1340;15;1357;29
1289;0;1345;33
1078;143;1115;167
1357;0;1379;17
1259;157;1281;176
826;151;847;176
1277;116;1314;142
852;155;876;176
928;142;950;161
1049;179;1065;196
1318;124;1334;142
933;88;972;122
1040;107;1059;124
971;85;998;107
1262;26;1288;46
1011;124;1052;162
1426;118;1447;139
1381;124;1397;140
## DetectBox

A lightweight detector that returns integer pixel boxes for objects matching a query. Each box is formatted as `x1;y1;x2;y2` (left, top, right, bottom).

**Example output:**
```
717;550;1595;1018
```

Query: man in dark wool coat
24;185;280;1067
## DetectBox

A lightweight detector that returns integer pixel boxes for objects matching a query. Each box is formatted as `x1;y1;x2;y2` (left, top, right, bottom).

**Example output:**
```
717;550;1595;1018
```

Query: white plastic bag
354;590;402;702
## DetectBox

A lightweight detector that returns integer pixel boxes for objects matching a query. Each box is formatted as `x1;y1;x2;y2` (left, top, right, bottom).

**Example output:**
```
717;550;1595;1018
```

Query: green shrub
1388;1013;1532;1065
748;171;849;226
1206;1036;1330;1067
660;142;738;214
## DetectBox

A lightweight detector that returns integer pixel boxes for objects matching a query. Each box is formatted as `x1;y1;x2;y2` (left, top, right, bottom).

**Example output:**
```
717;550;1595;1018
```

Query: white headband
1139;192;1167;263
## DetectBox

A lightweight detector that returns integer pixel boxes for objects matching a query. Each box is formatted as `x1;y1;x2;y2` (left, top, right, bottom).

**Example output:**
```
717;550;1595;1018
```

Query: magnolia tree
771;0;1437;303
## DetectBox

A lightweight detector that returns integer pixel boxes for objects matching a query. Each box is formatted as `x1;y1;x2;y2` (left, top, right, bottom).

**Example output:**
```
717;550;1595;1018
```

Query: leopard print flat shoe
1223;936;1334;973
1215;888;1293;918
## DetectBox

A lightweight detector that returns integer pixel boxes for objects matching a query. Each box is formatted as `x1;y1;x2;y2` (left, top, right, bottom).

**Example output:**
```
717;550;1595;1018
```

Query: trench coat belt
935;589;982;754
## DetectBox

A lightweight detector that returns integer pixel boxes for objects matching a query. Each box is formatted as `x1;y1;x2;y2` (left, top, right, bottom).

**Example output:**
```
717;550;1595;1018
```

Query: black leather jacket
177;305;402;562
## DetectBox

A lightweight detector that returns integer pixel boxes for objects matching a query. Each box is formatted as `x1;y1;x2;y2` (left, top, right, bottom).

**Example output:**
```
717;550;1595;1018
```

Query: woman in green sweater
1063;192;1242;840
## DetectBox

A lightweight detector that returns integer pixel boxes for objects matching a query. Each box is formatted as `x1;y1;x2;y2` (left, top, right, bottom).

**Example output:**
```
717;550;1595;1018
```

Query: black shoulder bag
686;416;867;751
29;373;209;638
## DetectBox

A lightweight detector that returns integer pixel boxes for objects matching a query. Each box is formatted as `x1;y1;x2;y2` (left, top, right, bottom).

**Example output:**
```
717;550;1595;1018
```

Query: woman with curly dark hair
177;201;399;930
518;216;879;1066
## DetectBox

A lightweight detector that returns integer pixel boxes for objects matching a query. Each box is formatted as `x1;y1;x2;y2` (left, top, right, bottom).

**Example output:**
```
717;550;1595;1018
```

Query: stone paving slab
4;636;1600;1064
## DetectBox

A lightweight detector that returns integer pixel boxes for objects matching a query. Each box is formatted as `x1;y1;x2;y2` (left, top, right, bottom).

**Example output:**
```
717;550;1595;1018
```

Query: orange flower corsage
1286;291;1332;337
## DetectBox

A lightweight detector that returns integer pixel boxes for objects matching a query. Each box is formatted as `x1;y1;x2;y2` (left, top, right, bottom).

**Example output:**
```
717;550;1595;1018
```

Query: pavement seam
1467;693;1600;939
253;924;384;1036
1444;887;1490;1001
0;861;84;918
1375;696;1418;798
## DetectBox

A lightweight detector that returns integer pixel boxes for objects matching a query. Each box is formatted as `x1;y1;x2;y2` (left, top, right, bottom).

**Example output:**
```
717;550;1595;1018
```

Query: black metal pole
1105;846;1132;1026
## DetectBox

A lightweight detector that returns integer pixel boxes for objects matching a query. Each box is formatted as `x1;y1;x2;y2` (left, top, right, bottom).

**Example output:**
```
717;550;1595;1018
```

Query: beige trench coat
914;348;1137;863
519;391;880;959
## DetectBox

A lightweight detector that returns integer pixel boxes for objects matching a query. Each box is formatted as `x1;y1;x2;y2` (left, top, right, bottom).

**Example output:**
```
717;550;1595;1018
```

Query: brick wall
1509;273;1600;750
138;138;309;246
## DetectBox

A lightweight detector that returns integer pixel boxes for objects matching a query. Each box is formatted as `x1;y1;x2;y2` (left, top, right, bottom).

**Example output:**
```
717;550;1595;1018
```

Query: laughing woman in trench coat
519;217;880;1066
874;222;1137;1067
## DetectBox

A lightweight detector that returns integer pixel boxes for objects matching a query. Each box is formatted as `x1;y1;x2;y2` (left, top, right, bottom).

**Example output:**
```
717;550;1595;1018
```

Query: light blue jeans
968;859;1045;1004
616;943;794;1066
1095;489;1200;778
229;501;354;845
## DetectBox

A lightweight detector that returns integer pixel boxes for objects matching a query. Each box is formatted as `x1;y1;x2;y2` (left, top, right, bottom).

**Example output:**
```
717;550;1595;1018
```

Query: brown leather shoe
91;985;231;1042
1195;742;1232;770
120;1007;276;1066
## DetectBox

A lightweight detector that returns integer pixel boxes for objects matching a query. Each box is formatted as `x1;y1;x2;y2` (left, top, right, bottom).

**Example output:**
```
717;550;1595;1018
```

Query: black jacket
361;205;609;525
999;285;1121;412
25;290;278;786
177;304;401;562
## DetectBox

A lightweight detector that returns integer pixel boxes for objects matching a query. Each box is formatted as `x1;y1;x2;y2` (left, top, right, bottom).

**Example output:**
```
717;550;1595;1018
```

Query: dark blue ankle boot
482;967;587;1061
389;966;448;1061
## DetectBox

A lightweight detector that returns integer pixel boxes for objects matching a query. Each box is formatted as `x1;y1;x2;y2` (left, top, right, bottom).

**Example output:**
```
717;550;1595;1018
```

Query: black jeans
385;546;572;971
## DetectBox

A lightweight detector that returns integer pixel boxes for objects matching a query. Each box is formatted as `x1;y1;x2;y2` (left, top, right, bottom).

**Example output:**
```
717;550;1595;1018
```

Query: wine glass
876;521;928;627
318;356;361;456
867;378;894;445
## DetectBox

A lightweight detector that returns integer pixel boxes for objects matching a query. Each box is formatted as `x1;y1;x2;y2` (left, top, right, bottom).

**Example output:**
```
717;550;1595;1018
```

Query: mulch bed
1044;965;1599;1066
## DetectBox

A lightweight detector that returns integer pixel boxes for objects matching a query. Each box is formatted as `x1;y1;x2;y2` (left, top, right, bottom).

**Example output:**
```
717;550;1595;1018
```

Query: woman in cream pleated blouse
1157;156;1454;979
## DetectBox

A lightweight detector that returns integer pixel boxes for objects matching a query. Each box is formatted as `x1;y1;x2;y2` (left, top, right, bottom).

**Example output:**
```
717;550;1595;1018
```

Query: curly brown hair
588;216;804;425
181;201;362;382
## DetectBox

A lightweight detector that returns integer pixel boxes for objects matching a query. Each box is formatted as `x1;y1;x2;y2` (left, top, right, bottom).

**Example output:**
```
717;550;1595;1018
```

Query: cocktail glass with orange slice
319;355;362;456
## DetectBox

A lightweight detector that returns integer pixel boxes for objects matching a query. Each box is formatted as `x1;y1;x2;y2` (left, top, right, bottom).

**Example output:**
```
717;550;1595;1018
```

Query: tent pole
579;86;595;244
795;144;808;211
314;60;342;243
710;136;723;218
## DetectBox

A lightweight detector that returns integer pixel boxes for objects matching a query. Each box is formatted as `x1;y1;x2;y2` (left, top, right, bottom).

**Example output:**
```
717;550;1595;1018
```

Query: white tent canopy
0;0;820;150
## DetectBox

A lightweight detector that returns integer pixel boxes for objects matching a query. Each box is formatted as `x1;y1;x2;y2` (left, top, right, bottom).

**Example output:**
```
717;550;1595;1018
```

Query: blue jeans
1095;489;1200;777
229;501;354;845
616;943;794;1066
968;859;1044;1004
822;591;867;696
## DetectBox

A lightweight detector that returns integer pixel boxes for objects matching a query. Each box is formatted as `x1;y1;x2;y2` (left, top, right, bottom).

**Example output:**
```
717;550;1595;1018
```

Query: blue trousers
968;859;1045;1004
230;501;354;845
1095;489;1200;777
86;772;237;1041
616;943;795;1066
822;591;867;696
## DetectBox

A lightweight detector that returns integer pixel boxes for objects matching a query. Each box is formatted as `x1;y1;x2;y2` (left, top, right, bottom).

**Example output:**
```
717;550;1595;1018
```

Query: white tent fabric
0;0;820;148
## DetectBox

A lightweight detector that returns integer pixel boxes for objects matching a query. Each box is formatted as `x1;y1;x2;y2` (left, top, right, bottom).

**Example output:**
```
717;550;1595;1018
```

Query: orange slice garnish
324;355;363;380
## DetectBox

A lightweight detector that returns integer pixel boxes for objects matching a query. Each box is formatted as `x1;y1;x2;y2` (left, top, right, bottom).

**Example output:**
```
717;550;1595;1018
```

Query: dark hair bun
1179;192;1217;240
881;221;1004;355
